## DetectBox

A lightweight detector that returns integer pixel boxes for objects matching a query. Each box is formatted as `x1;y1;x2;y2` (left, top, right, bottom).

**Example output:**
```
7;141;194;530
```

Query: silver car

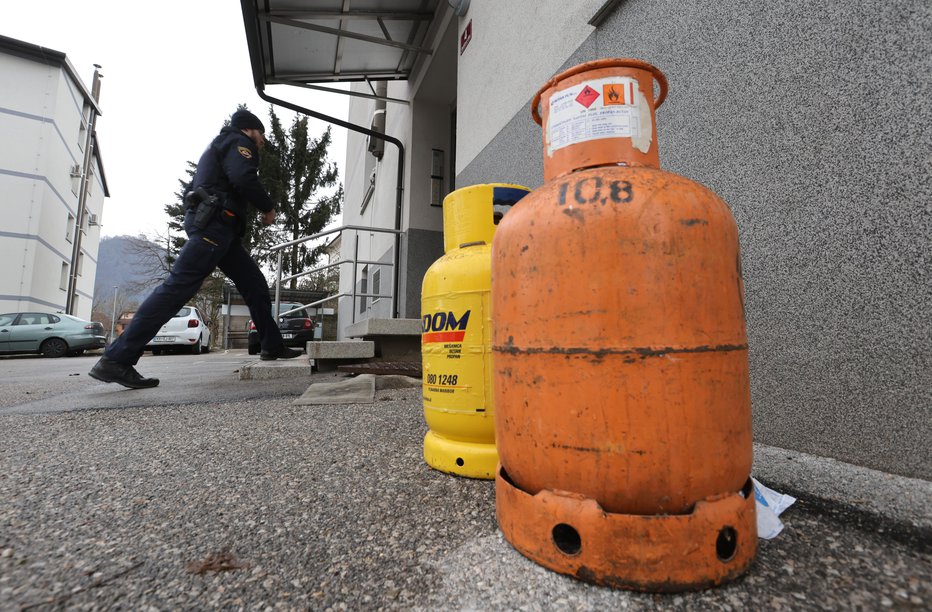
0;312;106;358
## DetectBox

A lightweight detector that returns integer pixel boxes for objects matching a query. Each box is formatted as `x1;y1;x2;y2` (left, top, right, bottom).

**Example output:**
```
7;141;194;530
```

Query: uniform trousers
105;210;283;365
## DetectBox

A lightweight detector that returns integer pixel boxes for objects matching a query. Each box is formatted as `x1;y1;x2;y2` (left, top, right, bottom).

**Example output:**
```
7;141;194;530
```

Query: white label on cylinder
546;77;649;156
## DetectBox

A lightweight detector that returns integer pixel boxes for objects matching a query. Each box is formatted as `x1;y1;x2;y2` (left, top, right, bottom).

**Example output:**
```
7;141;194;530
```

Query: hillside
94;235;168;308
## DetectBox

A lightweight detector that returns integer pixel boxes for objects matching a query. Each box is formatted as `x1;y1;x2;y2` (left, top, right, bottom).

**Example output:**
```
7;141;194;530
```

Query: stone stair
307;318;422;372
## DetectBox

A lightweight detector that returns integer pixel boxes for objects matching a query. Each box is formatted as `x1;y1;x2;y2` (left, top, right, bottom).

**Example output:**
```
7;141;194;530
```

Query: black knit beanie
230;109;265;133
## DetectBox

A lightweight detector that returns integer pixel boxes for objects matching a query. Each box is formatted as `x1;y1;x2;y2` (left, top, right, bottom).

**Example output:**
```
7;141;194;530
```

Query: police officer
90;109;301;389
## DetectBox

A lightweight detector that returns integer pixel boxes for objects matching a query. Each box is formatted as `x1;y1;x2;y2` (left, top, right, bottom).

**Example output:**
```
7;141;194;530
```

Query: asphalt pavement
0;351;929;610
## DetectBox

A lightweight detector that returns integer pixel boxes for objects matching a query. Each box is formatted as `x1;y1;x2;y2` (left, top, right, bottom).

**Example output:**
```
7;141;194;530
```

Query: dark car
247;303;313;355
0;311;106;357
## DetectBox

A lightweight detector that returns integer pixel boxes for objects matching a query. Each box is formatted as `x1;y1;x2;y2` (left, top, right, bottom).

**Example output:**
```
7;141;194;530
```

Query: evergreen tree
259;106;343;290
165;162;196;267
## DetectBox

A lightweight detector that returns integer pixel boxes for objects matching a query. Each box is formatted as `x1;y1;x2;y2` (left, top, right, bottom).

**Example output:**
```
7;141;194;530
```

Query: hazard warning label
575;85;600;108
546;77;643;156
603;81;636;106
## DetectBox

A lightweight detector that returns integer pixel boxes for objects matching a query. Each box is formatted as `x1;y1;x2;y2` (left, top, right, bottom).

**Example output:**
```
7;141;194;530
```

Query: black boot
89;357;160;389
259;346;304;361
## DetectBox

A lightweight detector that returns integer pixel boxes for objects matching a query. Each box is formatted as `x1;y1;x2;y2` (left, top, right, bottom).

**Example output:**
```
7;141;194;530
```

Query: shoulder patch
237;145;253;159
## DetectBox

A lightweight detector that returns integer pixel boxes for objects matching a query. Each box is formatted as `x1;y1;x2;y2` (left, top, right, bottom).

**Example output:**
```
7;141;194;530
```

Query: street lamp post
109;286;118;344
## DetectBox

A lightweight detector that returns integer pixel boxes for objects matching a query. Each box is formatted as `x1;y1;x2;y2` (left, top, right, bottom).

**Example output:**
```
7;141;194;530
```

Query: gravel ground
1;386;929;610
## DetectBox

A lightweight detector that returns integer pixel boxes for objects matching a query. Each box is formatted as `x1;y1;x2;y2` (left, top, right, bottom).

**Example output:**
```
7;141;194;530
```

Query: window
15;313;53;326
78;103;90;150
60;262;69;290
372;267;381;303
430;149;444;207
77;252;84;277
359;266;368;314
66;213;75;242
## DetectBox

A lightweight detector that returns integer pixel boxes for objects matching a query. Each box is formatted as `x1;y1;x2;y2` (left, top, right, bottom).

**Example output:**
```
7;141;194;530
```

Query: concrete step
239;357;312;380
345;318;422;338
305;340;375;359
344;318;421;361
306;340;376;372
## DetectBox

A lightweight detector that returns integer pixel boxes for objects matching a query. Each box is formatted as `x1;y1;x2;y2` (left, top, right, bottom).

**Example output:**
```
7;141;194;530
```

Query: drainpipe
66;66;102;315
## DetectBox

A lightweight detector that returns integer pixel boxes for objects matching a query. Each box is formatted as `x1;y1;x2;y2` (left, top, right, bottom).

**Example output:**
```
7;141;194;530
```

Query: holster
185;187;222;230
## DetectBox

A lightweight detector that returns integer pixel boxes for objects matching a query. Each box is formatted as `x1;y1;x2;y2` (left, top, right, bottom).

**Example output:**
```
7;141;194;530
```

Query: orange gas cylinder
492;59;757;591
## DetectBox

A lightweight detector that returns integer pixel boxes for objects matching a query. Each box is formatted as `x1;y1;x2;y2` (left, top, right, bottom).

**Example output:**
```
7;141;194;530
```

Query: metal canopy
241;0;443;91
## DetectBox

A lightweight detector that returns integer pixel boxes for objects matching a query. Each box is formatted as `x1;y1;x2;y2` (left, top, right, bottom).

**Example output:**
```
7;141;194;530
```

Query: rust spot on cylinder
562;208;585;221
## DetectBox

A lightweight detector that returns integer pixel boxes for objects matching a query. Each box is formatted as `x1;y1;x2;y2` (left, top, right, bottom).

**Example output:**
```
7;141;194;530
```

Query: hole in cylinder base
716;526;738;562
455;458;464;467
552;523;582;556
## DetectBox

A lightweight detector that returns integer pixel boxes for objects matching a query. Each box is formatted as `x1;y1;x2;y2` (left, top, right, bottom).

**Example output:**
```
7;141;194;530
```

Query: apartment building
0;35;108;320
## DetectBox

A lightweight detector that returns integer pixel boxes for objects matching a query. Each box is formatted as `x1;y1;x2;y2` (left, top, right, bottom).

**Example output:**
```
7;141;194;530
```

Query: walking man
90;109;301;389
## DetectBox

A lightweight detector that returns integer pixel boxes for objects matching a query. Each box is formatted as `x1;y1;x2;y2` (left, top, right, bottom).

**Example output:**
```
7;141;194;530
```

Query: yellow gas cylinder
421;183;530;479
492;59;756;591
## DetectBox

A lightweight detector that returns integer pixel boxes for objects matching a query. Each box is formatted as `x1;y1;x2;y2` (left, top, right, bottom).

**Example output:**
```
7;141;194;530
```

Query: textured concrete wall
455;0;603;173
458;0;932;479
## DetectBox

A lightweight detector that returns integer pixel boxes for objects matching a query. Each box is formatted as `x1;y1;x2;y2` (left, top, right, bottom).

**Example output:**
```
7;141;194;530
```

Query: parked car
0;311;105;358
145;306;211;355
247;302;313;355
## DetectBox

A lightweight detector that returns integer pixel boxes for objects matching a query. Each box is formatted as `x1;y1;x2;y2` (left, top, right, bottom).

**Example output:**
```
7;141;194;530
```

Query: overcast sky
5;0;349;239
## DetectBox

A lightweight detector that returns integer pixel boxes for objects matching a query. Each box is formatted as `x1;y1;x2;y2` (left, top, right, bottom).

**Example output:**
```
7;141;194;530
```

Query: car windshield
174;307;192;318
277;304;308;318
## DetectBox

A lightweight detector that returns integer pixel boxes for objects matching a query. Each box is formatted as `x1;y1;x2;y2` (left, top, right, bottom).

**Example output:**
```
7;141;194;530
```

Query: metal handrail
269;224;403;253
277;292;345;318
270;224;404;325
280;260;342;284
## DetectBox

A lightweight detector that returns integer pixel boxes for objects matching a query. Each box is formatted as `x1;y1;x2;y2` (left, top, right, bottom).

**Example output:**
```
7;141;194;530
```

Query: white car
145;306;211;355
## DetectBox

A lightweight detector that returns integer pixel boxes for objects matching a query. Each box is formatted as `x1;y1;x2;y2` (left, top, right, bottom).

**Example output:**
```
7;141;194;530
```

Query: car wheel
191;336;202;355
40;338;68;358
152;347;163;356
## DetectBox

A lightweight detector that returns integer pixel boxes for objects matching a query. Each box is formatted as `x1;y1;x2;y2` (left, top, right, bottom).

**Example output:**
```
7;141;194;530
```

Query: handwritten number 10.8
558;177;633;206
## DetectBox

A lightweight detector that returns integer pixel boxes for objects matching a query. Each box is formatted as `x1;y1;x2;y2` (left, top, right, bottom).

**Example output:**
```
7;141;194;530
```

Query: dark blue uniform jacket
191;126;274;223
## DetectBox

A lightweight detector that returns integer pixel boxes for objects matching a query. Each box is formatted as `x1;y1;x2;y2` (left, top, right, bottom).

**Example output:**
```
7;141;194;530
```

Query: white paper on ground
753;477;797;539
